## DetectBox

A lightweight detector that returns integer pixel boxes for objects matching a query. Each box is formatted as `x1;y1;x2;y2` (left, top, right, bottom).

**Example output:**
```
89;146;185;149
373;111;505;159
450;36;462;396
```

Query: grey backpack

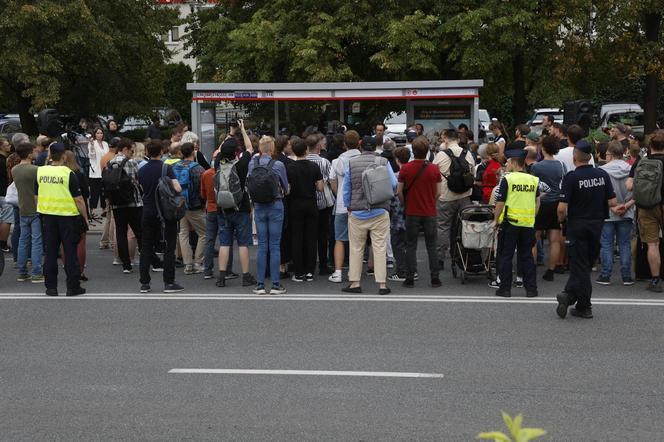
215;159;243;210
361;157;394;206
633;158;663;209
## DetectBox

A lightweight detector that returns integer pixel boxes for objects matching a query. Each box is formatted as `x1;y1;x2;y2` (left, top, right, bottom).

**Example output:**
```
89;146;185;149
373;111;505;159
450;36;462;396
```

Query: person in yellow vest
492;148;540;298
37;142;88;296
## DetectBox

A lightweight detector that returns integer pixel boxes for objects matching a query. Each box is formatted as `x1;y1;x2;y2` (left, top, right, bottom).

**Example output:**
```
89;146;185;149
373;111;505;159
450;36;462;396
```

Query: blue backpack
173;161;203;210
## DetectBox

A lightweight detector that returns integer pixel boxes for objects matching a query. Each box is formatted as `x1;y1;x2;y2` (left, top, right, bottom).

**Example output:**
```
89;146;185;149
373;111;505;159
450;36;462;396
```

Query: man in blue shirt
556;141;617;319
342;136;397;295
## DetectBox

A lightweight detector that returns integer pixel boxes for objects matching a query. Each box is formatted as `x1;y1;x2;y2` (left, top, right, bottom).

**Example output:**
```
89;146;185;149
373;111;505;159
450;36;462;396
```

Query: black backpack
102;157;133;205
443;148;474;193
246;157;280;204
155;163;186;223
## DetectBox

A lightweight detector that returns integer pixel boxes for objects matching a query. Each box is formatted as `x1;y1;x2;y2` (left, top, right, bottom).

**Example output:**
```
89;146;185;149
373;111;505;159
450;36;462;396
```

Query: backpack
173;160;203;210
246;157;280;204
361;157;394;206
215;159;244;210
443;148;474;193
155;163;186;223
633;158;663;209
102;157;133;206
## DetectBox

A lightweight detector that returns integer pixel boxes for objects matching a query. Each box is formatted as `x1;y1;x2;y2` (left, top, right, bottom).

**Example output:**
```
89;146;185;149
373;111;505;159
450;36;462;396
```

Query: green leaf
511;414;523;438
477;431;513;442
501;411;514;431
516;428;547;442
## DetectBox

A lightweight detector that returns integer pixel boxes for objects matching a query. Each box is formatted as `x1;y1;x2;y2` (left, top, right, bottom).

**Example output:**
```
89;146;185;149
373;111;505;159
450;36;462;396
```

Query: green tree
163;63;194;122
0;0;177;134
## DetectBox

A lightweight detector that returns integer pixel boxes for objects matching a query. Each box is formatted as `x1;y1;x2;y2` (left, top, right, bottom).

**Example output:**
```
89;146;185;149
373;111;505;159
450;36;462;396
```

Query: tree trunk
643;11;661;135
511;53;528;126
17;95;38;136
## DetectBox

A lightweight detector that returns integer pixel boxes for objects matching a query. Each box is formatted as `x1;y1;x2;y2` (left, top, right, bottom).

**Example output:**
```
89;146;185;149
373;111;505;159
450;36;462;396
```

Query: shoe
556;292;570;319
192;264;205;274
184;265;194;275
291;274;305;283
216;271;226;287
225;271;239;280
79;273;88;282
45;288;58;296
30;275;44;284
140;284;151;293
341;285;362;294
366;267;374;276
403;278;414;288
203;272;214;279
387;261;395;269
526;291;538;298
66;287;86;296
270;283;287;295
514;277;524;288
318;267;332;276
622;277;635;286
152;266;164;273
16;274;30;282
305;273;314;282
112;258;121;266
495;290;511;298
99;244;110;250
570;307;593;319
253;284;267;295
431;277;442;288
542;269;554;282
123;267;132;274
388;273;406;282
647;278;663;293
164;283;184;293
378;287;391;295
413;272;419;281
175;259;184;268
328;271;343;283
488;279;500;289
242;273;257;287
0;245;11;253
595;275;611;285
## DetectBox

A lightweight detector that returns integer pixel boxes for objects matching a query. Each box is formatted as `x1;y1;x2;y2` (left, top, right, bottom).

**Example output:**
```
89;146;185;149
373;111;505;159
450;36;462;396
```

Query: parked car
0;118;22;141
599;103;642;122
120;117;151;133
527;108;563;127
599;109;646;137
383;111;407;144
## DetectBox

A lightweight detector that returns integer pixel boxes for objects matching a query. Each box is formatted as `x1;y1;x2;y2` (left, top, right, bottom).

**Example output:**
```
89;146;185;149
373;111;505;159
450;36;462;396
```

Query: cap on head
406;130;417;142
575;139;592;155
220;138;238;158
49;142;65;154
362;135;377;150
526;132;540;142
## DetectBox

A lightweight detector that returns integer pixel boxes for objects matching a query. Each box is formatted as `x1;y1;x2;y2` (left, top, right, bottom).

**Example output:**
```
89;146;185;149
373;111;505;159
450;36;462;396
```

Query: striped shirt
306;153;334;210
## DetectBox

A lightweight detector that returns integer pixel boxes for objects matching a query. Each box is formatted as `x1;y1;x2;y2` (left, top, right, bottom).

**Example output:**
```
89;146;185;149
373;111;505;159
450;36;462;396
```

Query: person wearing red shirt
482;143;503;203
200;164;219;280
397;136;442;288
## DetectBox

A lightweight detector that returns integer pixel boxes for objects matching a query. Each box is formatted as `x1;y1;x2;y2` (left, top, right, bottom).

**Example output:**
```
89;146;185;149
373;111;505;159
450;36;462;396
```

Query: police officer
556;140;617;319
493;148;540;298
37;142;88;296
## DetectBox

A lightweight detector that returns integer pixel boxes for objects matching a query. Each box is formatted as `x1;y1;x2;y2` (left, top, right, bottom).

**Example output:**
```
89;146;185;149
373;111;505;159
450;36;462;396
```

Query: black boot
216;270;226;287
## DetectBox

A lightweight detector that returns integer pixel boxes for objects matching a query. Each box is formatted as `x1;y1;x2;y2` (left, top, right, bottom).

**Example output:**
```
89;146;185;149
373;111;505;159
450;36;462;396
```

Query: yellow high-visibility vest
498;172;539;227
164;158;181;165
36;166;79;216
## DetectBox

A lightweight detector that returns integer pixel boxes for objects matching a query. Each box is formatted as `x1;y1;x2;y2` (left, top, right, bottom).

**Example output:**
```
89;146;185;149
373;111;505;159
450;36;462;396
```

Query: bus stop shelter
187;80;483;158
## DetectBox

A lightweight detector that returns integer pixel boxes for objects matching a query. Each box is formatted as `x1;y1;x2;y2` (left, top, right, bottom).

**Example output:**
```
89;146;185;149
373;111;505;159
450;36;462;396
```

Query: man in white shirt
328;130;361;283
555;124;594;171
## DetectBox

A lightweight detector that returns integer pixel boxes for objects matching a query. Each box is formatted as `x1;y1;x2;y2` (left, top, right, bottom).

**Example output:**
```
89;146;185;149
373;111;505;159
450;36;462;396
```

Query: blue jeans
18;214;43;276
203;211;218;275
253;200;284;285
600;220;633;279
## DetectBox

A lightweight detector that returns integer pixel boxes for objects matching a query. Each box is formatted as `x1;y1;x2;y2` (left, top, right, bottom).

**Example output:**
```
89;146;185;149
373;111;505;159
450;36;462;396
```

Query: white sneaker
193;264;205;274
328;271;342;283
112;258;121;266
184;265;194;275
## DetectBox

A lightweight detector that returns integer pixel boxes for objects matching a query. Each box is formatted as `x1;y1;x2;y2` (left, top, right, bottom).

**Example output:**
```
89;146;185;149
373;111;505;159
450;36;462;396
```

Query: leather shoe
378;287;391;295
570;307;593;319
556;292;570;318
526;291;538;298
495;290;511;298
66;287;86;297
45;289;58;296
341;285;362;294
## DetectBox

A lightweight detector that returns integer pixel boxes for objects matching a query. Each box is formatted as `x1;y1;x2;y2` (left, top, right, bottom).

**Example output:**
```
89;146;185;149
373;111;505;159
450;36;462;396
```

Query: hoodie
600;159;634;221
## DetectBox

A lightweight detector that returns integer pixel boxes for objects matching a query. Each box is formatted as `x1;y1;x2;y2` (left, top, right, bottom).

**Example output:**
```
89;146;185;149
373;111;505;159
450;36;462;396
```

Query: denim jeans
18;214;42;276
254;200;284;285
203;211;218;275
600;220;633;279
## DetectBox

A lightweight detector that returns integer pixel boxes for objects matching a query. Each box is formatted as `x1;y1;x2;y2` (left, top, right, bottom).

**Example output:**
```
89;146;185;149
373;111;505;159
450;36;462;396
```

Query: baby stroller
450;204;496;284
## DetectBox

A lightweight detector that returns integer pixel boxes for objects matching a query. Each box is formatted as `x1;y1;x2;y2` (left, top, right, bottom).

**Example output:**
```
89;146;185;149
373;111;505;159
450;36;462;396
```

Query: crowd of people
1;114;663;319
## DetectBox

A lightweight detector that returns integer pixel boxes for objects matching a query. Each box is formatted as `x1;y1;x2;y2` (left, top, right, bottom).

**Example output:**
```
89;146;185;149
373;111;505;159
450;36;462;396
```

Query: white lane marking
1;293;664;306
169;369;444;378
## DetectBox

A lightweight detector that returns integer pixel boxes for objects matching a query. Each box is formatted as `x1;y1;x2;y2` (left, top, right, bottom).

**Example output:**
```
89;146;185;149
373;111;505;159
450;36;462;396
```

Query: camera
229;119;239;128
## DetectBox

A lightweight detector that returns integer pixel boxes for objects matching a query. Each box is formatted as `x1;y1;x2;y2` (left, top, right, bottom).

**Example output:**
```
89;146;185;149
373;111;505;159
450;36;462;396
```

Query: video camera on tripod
37;109;91;176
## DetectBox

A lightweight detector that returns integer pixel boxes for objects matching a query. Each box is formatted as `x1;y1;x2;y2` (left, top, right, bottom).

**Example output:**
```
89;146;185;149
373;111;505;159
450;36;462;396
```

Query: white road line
169;369;444;378
1;293;664;306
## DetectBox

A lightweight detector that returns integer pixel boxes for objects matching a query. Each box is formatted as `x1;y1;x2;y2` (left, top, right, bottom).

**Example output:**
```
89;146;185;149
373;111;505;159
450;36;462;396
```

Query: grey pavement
1;238;663;440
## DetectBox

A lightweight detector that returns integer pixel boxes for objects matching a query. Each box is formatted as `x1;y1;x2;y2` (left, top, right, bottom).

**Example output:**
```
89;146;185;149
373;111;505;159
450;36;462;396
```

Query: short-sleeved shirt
11;163;38;215
561;165;615;220
629;154;664;202
108;154;142;209
200;167;217;213
530;159;566;202
138;159;175;217
212;152;252;213
398;160;441;217
287;159;322;201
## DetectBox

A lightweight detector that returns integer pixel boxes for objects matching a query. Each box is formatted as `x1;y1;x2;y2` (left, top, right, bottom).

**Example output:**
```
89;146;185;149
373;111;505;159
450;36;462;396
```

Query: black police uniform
560;164;615;311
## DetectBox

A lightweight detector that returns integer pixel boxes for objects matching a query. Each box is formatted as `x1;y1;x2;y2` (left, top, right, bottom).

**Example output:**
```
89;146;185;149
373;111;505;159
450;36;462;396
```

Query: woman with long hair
489;121;509;154
64;150;90;281
88;127;109;214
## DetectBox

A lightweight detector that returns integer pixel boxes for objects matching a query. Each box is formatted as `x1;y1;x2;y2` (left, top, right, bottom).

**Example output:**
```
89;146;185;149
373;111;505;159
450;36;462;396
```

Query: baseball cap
575;139;592;154
49;142;65;154
362;135;377;149
526;132;540;142
406;130;417;141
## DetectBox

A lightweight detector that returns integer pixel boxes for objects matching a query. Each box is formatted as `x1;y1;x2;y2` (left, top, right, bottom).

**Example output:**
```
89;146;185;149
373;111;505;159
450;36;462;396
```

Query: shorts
334;212;349;241
0;201;14;224
638;206;663;244
218;211;252;247
534;200;560;231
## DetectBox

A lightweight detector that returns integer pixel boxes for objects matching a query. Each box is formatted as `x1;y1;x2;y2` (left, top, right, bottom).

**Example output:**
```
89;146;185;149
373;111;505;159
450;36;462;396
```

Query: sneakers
495;290;511;298
30;275;45;284
253;284;267;295
366;267;374;276
403;278;414;288
270;283;287;295
140;284;151;293
122;266;133;274
488;279;500;289
164;283;184;293
99;243;110;250
79;273;88;282
622;277;635;286
16;274;30;282
542;269;554;282
305;273;314;282
514;277;524;288
388;273;406;282
184;265;194;275
556;292;570;319
152;265;164;273
291;274;305;283
193;264;205;274
595;275;611;285
0;243;11;253
647;278;663;293
66;287;86;297
242;273;257;287
328;271;343;283
225;271;239;280
387;261;395;269
570;307;593;319
112;258;121;266
203;272;214;280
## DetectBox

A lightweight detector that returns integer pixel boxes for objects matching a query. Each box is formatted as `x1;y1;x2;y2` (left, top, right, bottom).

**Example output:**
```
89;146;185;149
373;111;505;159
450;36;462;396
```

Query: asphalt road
1;239;663;441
